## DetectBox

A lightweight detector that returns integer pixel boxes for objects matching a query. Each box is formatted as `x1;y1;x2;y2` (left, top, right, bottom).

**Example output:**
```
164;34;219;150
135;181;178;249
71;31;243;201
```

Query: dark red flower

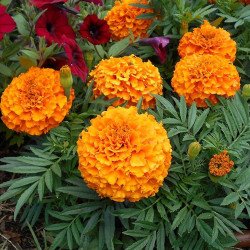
79;14;111;45
62;37;88;82
35;6;75;44
30;0;68;8
0;4;16;40
82;0;103;5
42;54;69;70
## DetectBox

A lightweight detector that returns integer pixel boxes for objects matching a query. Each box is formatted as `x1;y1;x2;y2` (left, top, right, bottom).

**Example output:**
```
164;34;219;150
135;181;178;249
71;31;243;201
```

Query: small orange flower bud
60;65;73;99
188;141;201;160
209;150;234;177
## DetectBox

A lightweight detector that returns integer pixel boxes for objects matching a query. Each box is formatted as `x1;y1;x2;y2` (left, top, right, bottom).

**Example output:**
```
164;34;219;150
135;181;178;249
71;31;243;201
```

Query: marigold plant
171;54;240;107
178;20;236;62
89;55;163;109
105;0;153;41
0;67;74;135
77;106;172;202
209;150;234;176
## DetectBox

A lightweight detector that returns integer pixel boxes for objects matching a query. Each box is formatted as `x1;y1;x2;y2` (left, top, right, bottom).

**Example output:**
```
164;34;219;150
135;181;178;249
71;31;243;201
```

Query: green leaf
0;63;12;77
13;14;30;36
145;231;156;250
9;176;40;190
188;103;197;129
0;187;24;203
126;237;150;250
123;230;150;238
108;37;130;57
104;206;115;250
133;221;158;231
44;170;53;192
221;192;239;206
157;223;165;250
82;211;101;234
196;219;212;243
50;229;66;250
51;163;61;177
67;228;74;250
46;223;69;231
0;165;47;173
154;95;179;119
38;176;45;201
14;182;38;220
193;109;210;135
171;206;188;230
180;96;187;123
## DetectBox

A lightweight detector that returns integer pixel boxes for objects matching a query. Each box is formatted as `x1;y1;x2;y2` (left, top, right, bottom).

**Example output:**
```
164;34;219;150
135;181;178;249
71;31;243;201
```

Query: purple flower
140;37;170;64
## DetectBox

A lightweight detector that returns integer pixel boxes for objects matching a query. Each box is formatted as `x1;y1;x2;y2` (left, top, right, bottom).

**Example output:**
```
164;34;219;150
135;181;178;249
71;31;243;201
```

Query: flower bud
188;141;202;160
85;51;94;68
242;84;250;99
60;65;73;99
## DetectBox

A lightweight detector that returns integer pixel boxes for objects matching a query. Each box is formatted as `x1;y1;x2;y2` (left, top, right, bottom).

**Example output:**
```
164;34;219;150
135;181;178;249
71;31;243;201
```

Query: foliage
0;0;250;249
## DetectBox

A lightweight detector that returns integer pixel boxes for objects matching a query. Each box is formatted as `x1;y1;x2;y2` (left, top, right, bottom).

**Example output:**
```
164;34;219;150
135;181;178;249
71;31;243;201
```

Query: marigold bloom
105;0;153;41
209;150;234;176
171;54;240;107
89;55;163;109
0;67;74;135
178;20;236;62
77;106;172;202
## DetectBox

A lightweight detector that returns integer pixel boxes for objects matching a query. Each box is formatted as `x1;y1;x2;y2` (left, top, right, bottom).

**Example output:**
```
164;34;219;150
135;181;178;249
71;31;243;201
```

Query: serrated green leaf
108;37;130;57
9;176;40;190
14;182;38;220
157;223;165;250
188;102;197;129
104;206;115;250
221;192;239;206
82;211;101;234
44;169;53;192
193;109;210;135
180;96;187;123
50;229;66;250
67;228;74;250
126;237;150;250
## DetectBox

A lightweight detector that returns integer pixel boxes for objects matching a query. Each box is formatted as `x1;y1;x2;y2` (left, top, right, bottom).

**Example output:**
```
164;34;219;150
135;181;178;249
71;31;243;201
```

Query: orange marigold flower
178;20;236;62
89;55;163;109
0;67;74;135
77;106;172;202
105;0;153;41
171;54;240;107
209;150;234;176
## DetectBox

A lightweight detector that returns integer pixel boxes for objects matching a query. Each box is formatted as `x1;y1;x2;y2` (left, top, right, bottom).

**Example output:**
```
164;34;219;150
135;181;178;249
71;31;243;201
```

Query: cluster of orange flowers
77;107;172;202
105;0;153;41
89;55;163;109
172;21;240;107
209;150;234;176
0;67;74;135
